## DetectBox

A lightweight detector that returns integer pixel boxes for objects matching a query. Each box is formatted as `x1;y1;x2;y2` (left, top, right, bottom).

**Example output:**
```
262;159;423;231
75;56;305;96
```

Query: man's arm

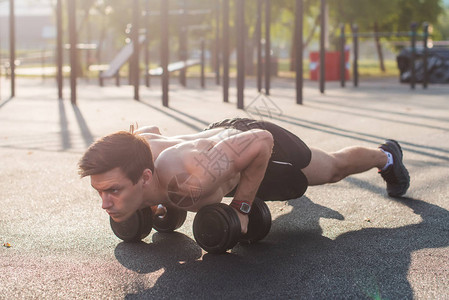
214;129;274;233
222;130;273;206
183;129;273;206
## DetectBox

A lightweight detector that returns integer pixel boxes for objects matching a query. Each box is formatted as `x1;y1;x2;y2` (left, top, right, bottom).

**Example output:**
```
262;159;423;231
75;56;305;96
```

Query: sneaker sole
383;139;410;197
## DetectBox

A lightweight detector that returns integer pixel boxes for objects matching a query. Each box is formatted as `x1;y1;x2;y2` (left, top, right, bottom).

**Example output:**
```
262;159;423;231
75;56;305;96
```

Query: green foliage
434;5;449;39
329;0;443;32
394;0;442;29
67;0;446;62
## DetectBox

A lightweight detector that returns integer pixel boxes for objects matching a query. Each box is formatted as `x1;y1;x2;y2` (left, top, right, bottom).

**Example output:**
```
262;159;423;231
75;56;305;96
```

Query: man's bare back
138;127;273;213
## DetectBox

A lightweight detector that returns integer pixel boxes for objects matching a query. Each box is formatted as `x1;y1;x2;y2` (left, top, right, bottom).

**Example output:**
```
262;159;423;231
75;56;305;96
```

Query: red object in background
309;51;350;81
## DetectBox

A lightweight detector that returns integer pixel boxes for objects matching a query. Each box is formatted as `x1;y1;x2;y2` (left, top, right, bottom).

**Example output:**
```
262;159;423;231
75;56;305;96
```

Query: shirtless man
78;118;410;233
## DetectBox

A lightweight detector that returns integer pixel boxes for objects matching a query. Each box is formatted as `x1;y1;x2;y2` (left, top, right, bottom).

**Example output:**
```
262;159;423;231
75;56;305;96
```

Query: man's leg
302;146;388;186
302;141;410;197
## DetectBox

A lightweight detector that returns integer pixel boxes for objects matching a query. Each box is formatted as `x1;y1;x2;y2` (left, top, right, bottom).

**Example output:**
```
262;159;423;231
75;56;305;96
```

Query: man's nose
101;193;113;209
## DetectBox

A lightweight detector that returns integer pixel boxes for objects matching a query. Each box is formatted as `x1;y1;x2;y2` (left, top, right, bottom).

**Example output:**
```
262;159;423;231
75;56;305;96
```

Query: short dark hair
78;131;154;184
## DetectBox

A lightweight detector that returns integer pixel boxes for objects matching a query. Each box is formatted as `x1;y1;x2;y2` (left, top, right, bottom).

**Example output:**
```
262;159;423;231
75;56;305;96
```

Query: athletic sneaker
379;139;410;197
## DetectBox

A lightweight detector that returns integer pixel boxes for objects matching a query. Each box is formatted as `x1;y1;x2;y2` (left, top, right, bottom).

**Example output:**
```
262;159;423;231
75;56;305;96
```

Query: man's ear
141;169;153;185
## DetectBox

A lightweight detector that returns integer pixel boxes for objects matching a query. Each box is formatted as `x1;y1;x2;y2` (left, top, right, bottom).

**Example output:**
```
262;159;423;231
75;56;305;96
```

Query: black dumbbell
152;205;187;233
110;205;187;242
239;198;272;244
193;198;271;254
109;207;153;242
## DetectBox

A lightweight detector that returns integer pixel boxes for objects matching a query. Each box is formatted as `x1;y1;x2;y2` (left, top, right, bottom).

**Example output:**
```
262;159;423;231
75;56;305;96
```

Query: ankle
379;149;394;171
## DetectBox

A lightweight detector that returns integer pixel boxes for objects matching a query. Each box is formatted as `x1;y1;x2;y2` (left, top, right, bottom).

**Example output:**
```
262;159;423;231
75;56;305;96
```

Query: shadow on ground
114;197;449;299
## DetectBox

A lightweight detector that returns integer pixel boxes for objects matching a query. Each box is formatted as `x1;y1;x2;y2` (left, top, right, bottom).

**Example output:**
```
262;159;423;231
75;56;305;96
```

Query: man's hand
151;204;167;217
134;126;162;135
230;206;249;234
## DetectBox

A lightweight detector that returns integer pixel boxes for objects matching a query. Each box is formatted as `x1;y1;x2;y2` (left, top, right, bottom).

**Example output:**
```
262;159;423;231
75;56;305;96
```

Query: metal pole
41;48;45;81
144;0;150;87
256;0;262;93
340;24;345;87
215;0;221;85
319;0;326;94
161;0;169;107
68;0;77;104
56;0;63;99
132;0;140;101
295;0;303;105
0;21;1;101
179;0;187;87
222;0;229;103
236;0;245;109
264;0;271;95
352;24;359;87
9;0;15;98
201;39;205;88
85;10;91;81
410;22;417;90
422;22;429;89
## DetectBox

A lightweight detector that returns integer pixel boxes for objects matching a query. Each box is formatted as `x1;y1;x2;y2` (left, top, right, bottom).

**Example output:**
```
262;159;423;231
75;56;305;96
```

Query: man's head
78;131;154;183
78;131;154;222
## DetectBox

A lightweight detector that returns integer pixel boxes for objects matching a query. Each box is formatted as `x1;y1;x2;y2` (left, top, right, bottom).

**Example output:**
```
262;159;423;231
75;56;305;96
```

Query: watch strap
230;200;251;215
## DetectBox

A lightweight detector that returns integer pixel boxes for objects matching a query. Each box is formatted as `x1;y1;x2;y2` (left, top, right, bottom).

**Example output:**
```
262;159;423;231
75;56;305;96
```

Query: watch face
241;202;251;214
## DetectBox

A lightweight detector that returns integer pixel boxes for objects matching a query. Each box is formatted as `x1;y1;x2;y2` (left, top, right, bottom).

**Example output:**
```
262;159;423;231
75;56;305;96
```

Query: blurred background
0;0;448;83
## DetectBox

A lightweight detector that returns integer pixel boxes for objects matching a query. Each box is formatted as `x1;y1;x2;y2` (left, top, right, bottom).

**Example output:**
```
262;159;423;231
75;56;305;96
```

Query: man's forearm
231;134;273;206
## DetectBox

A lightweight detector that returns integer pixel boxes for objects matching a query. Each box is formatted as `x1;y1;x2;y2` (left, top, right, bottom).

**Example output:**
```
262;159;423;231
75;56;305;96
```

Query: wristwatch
230;200;251;215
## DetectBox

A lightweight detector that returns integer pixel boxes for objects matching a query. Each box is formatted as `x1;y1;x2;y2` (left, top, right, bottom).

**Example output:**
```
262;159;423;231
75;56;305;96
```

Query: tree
38;0;445;75
434;4;449;39
328;0;443;71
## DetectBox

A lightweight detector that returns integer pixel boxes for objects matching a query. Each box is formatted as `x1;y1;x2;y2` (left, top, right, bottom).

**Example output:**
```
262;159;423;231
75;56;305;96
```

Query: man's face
91;167;144;222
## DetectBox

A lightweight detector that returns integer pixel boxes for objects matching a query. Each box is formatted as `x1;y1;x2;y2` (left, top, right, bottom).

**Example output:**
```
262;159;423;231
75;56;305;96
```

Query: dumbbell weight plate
239;198;272;244
152;205;187;233
193;203;241;254
110;207;153;242
139;207;154;238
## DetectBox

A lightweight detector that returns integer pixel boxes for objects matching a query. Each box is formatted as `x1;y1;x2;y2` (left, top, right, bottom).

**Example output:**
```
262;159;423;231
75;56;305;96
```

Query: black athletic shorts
205;118;311;201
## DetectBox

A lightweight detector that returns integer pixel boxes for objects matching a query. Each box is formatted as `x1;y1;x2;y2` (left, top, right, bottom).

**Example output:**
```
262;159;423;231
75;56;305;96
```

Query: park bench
148;59;201;76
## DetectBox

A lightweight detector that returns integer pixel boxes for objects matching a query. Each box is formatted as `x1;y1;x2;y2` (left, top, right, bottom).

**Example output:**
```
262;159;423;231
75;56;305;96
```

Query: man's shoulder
154;142;198;175
155;148;189;189
155;145;184;168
